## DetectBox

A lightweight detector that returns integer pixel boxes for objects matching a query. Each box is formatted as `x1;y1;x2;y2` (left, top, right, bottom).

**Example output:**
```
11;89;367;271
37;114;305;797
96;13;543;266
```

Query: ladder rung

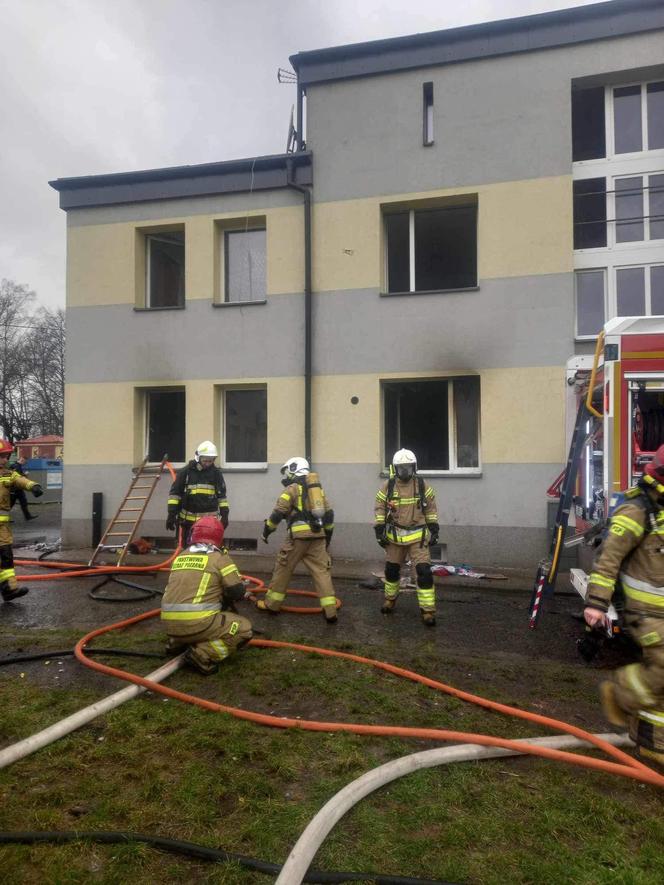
113;519;139;524
107;532;132;536
99;544;125;550
127;496;147;500
119;508;143;512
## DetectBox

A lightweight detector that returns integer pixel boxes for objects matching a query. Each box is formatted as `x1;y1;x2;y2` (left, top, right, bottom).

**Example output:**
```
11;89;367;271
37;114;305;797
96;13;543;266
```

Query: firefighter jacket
167;460;228;525
586;487;664;619
0;467;37;536
161;543;244;637
265;480;334;541
374;475;438;546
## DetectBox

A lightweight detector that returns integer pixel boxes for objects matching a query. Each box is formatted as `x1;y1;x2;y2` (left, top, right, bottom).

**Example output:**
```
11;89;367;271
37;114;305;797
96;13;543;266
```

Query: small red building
15;435;64;461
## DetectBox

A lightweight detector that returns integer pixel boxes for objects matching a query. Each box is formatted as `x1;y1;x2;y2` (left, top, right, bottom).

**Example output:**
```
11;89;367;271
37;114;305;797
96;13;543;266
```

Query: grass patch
0;628;662;883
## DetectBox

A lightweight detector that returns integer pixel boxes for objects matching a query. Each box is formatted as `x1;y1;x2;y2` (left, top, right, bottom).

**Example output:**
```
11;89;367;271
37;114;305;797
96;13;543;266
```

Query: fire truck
529;315;664;644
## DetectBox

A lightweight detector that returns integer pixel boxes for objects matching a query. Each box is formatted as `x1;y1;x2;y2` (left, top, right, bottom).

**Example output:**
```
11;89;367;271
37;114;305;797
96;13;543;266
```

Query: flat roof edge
290;0;664;85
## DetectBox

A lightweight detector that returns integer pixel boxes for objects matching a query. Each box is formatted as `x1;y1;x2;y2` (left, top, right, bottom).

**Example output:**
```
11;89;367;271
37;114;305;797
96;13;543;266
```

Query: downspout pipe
286;155;312;463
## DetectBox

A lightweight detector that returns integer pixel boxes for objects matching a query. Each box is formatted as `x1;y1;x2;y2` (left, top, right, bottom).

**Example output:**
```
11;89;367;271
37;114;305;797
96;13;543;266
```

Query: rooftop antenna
286;105;297;153
277;66;297;83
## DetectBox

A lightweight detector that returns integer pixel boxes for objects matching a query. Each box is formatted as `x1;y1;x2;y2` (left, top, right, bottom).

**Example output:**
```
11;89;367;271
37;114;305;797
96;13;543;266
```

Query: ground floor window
222;387;267;466
145;389;185;462
383;377;480;472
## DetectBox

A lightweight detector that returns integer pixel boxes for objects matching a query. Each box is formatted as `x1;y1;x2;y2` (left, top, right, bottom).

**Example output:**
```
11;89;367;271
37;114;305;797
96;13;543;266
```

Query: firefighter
161;515;252;674
166;441;229;543
257;457;337;623
0;439;43;602
584;445;664;769
374;449;439;626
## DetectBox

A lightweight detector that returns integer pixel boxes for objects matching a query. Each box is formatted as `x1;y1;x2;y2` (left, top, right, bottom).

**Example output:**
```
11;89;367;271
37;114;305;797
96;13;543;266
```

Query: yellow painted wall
67;207;304;308
312;375;381;463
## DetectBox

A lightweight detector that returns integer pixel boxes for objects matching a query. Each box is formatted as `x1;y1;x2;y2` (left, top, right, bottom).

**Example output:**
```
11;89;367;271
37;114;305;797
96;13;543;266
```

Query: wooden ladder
88;455;169;567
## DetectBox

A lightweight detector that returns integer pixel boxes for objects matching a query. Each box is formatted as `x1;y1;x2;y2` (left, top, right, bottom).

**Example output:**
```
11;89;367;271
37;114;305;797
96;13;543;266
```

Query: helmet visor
395;464;415;481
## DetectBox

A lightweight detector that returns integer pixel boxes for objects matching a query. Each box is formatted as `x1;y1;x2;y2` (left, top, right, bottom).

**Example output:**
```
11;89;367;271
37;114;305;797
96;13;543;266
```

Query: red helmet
0;439;14;455
644;444;664;483
190;516;224;548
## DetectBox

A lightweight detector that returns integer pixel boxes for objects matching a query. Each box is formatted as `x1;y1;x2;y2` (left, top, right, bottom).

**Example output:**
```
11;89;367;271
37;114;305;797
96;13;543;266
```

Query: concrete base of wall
62;517;550;570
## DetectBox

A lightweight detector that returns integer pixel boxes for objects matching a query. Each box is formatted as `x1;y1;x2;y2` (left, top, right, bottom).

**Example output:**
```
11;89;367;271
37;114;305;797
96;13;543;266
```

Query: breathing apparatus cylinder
305;472;325;530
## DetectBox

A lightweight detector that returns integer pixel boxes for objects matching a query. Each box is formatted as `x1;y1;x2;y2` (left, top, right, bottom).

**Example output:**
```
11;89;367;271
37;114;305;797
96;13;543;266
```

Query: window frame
224;228;267;304
422;81;434;147
574;263;664;340
381;376;481;476
382;201;478;296
144;229;185;310
219;385;268;470
215;217;268;306
141;387;186;465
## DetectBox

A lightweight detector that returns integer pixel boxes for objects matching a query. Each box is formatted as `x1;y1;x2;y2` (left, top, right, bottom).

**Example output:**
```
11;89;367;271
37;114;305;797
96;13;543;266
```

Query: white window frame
220;385;268;469
145;231;185;309
574;263;664;340
382;376;481;475
223;227;267;304
574;268;607;339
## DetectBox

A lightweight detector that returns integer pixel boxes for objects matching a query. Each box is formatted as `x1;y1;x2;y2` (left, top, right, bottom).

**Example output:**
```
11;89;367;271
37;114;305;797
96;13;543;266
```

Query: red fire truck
529;316;664;638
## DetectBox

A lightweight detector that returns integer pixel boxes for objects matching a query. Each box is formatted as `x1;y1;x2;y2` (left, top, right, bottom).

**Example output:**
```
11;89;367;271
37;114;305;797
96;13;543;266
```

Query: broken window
146;231;185;308
223;388;267;465
145;389;185;462
383;377;480;472
385;203;477;293
225;229;266;303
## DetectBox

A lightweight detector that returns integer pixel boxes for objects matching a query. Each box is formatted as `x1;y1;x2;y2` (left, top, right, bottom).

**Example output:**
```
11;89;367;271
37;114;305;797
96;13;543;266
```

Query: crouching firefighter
584;445;664;769
0;438;43;603
374;449;439;626
258;457;338;623
161;516;252;675
166;441;229;544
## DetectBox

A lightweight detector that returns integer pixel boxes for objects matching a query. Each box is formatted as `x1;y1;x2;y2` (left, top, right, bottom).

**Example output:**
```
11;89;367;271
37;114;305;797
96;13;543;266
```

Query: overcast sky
1;0;606;310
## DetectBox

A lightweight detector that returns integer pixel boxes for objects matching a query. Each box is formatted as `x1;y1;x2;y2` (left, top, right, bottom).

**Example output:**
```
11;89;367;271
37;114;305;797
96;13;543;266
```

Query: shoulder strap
418;476;427;511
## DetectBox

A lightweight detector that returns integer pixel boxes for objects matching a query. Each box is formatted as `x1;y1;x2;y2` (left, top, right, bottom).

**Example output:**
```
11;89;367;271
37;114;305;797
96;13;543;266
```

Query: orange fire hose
74;608;664;789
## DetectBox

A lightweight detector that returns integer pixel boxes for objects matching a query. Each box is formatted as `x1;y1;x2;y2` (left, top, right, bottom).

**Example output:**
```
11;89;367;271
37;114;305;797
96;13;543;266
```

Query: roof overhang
49;151;312;211
290;0;664;87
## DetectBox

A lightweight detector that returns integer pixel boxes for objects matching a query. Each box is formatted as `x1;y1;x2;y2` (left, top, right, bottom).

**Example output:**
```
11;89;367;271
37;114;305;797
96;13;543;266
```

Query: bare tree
24;307;65;436
0;279;36;441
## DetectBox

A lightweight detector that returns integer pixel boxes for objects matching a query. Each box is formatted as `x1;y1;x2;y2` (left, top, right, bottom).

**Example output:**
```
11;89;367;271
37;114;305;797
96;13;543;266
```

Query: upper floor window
224;229;266;303
572;80;664;162
573;173;664;249
146;231;185;308
422;82;434;146
384;202;477;294
575;264;664;339
383;376;480;473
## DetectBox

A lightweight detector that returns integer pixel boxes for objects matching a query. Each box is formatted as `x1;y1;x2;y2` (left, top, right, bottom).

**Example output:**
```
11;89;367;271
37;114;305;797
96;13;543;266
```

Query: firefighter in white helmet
374;449;439;626
256;457;338;622
166;441;229;543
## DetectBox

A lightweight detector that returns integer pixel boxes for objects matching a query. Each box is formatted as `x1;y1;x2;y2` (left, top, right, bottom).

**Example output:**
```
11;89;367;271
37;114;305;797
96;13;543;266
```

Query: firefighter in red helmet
0;439;43;603
584;443;664;768
161;516;252;674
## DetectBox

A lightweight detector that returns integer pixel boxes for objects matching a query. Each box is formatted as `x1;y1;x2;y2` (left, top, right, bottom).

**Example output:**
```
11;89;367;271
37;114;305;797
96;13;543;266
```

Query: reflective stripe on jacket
374;476;438;544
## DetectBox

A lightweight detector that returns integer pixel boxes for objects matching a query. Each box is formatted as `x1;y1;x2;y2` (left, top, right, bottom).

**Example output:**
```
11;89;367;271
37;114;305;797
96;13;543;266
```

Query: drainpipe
286;155;312;464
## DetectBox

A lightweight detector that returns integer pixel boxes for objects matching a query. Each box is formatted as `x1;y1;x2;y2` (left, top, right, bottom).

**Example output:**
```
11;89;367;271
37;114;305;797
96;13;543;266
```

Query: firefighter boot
421;609;436;627
1;585;28;603
637;746;664;771
600;681;628;727
381;597;397;615
255;599;279;616
183;647;219;676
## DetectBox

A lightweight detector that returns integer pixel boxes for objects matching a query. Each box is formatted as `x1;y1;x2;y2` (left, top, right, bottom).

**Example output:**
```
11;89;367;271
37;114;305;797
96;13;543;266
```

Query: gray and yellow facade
51;0;664;565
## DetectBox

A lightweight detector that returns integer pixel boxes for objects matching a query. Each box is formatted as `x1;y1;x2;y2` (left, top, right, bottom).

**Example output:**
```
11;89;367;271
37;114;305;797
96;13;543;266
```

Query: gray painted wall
306;33;664;202
62;461;556;567
66;273;573;384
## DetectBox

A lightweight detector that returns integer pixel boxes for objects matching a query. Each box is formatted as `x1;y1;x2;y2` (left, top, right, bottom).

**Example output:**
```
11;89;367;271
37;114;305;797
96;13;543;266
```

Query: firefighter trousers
264;537;337;618
383;541;435;613
166;612;253;674
0;543;18;596
612;613;664;753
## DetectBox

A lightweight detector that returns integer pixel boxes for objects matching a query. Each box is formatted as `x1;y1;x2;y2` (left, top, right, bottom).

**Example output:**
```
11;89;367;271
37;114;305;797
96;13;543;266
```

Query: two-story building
50;0;664;565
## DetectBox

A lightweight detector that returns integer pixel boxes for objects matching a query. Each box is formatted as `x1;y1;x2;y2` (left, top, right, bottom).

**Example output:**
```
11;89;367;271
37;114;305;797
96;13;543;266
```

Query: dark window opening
573;178;606;249
225;229;266;302
225;389;267;463
423;82;434;146
386;204;477;294
575;271;605;337
147;231;185;308
147;389;185;462
572;86;606;161
383;377;480;471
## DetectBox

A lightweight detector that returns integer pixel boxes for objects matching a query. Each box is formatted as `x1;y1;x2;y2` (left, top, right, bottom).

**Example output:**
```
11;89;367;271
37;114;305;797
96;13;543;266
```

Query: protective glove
219;508;229;529
428;523;440;547
31;484;44;498
166;514;176;532
262;520;274;544
374;524;388;548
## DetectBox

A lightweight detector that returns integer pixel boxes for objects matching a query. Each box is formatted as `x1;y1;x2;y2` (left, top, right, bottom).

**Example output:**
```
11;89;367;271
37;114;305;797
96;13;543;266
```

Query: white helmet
280;456;310;485
393;448;417;480
195;440;218;461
